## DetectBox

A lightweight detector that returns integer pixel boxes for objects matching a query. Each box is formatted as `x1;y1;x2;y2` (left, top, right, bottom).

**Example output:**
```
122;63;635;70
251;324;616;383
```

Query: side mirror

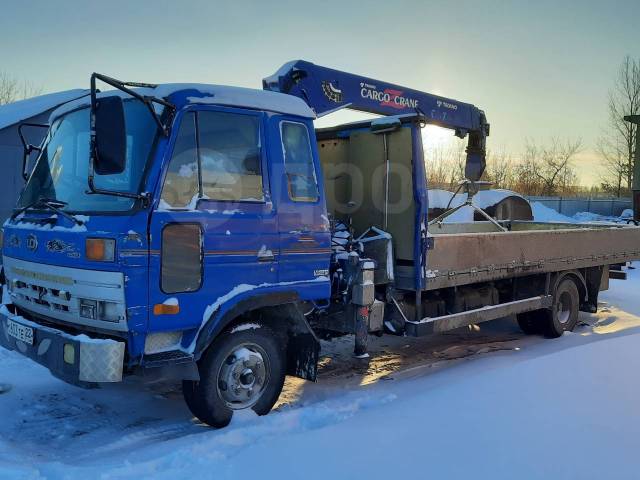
22;149;33;181
94;95;126;175
17;123;48;181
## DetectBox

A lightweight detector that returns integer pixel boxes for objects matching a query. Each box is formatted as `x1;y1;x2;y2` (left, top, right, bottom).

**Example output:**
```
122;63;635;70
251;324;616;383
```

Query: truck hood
2;212;148;270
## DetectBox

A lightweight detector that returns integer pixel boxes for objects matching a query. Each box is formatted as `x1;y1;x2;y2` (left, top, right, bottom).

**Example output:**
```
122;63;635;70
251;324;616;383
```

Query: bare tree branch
0;72;42;105
599;55;640;195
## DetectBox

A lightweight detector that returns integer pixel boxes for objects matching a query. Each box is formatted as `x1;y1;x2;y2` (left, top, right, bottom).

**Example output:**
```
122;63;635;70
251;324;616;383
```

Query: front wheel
183;324;286;428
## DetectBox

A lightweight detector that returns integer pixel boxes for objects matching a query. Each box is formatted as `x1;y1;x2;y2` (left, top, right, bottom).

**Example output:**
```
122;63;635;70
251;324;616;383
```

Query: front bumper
0;307;125;386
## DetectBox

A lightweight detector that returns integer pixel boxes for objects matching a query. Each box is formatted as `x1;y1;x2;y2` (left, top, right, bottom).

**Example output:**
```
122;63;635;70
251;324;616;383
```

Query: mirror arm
141;97;173;136
87;73;162;206
91;73;175;136
86;157;150;206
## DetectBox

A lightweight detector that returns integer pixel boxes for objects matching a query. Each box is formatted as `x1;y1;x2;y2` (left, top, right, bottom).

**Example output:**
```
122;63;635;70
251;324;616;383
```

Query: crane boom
263;60;490;179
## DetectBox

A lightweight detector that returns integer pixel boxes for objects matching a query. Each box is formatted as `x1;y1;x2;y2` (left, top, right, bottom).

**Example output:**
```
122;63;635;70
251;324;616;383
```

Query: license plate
7;320;34;345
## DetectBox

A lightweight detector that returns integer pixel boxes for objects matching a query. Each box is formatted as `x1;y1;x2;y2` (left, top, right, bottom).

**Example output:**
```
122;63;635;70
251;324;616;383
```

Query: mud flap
263;303;320;382
582;266;605;313
286;326;321;382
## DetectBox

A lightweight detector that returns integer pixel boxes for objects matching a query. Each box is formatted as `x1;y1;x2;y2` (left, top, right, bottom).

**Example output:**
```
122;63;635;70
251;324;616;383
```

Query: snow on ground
2;264;640;479
530;201;575;222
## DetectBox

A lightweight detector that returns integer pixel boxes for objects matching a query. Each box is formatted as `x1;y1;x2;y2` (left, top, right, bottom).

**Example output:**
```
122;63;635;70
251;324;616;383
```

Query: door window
199;111;264;202
160;110;265;208
160;112;198;209
281;121;319;202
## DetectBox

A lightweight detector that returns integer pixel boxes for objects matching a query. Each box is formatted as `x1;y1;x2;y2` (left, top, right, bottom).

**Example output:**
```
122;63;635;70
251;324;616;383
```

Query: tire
541;278;580;338
517;310;542;335
182;324;286;428
182;378;208;421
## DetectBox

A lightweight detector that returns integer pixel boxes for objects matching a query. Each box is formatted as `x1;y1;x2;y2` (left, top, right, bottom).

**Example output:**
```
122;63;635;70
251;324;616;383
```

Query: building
0;89;89;224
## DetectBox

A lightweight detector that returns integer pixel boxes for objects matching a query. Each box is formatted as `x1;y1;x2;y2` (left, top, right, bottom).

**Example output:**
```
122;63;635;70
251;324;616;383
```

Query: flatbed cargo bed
424;221;640;290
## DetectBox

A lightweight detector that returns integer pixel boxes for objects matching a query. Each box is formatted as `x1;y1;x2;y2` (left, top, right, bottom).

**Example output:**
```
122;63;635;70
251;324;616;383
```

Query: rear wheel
542;278;580;338
182;324;286;428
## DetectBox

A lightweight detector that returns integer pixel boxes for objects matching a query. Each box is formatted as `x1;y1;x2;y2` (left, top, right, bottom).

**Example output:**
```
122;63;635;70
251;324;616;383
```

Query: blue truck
1;61;639;427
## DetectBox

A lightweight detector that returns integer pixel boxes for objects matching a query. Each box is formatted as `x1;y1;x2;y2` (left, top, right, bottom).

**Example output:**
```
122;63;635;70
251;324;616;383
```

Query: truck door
147;107;278;351
274;118;330;283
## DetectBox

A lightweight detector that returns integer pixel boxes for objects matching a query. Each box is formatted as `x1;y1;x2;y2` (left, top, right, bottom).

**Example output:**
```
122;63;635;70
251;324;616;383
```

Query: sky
1;0;639;186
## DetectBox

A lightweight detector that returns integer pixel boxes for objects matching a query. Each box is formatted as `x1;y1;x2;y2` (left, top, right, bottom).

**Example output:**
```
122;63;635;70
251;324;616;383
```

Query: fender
194;290;300;359
193;290;321;382
552;269;590;311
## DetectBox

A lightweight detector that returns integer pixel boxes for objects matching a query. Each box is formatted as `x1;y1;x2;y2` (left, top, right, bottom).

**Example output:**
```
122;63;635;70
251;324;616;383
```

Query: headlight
86;238;115;262
79;298;121;322
79;298;97;319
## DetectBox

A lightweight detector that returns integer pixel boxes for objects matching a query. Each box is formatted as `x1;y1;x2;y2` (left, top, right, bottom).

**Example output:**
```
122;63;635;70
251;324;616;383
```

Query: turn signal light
153;303;180;315
86;238;115;262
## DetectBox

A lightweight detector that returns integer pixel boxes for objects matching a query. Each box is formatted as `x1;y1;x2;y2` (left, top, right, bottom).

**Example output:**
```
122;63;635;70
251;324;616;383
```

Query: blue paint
264;60;488;131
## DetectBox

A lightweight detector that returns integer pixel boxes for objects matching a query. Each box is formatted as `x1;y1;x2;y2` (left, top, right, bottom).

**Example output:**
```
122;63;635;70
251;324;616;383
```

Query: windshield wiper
11;198;84;226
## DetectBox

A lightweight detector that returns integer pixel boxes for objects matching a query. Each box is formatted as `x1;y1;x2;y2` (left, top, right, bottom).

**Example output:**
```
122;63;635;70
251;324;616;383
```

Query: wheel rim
216;342;270;410
556;291;572;324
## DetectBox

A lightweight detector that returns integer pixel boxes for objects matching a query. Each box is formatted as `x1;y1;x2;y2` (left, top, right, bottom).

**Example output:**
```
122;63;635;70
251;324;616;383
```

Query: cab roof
49;83;315;122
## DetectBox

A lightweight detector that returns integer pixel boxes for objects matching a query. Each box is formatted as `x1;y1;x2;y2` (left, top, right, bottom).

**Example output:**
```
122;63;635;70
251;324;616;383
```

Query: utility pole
624;115;640;222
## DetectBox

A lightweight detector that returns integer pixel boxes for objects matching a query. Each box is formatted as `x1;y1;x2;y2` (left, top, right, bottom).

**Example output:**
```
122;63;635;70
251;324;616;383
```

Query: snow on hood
49;83;315;122
0;89;90;131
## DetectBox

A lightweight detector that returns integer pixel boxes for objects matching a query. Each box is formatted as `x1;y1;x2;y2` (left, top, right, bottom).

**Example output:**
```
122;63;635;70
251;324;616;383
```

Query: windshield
19;100;158;212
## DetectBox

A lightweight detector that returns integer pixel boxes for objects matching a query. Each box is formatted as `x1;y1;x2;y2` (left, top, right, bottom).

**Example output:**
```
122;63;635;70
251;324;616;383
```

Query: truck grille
12;280;72;313
3;256;128;332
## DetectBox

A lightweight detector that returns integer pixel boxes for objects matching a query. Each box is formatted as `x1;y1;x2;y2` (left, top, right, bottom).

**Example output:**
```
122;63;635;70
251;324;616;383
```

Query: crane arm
263;60;490;180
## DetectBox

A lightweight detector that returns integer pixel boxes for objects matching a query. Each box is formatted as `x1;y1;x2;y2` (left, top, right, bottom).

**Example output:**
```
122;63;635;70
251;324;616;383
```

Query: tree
527;138;581;196
513;143;543;195
598;56;640;196
0;72;41;105
425;142;466;190
426;138;581;196
484;148;515;190
597;134;627;197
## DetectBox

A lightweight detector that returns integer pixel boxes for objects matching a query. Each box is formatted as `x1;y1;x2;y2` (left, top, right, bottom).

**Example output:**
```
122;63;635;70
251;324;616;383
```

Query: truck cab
1;83;332;423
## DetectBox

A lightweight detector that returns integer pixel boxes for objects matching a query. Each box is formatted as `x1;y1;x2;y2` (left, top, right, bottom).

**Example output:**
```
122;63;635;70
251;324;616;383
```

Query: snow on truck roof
49;83;316;122
0;89;90;131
